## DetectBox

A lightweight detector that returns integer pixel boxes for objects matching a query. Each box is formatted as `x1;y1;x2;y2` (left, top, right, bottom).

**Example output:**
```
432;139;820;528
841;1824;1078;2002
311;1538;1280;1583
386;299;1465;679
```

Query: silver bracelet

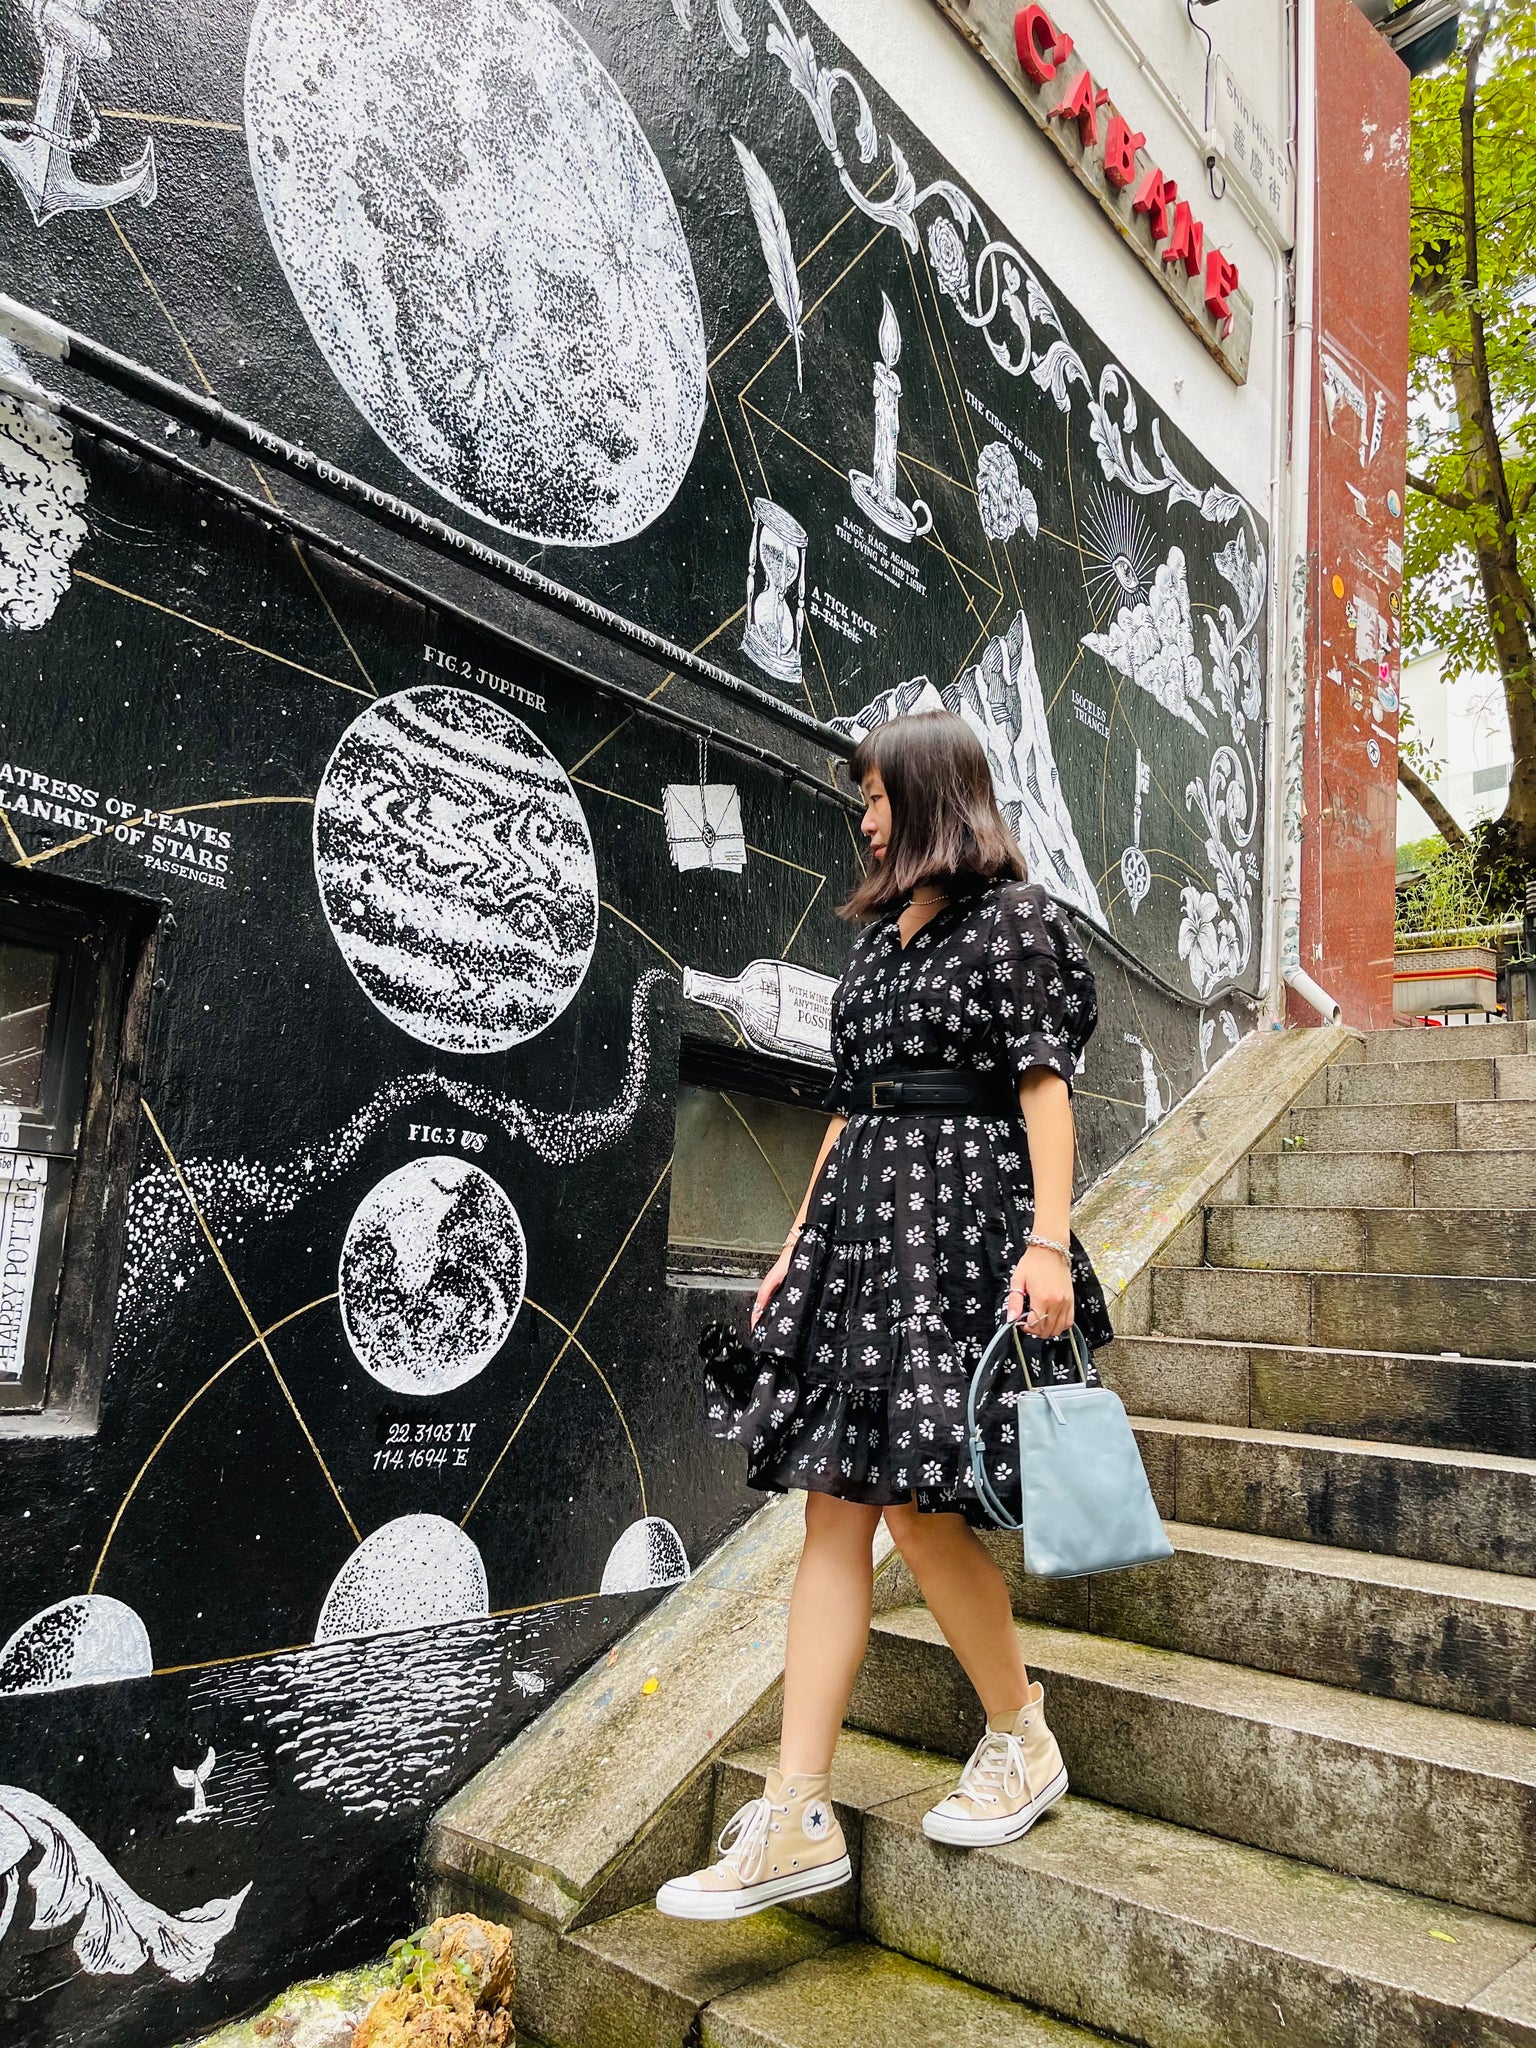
1027;1232;1072;1263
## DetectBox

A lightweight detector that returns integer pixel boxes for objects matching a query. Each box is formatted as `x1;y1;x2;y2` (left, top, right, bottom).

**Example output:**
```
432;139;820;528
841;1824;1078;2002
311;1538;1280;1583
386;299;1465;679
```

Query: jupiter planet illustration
313;685;598;1052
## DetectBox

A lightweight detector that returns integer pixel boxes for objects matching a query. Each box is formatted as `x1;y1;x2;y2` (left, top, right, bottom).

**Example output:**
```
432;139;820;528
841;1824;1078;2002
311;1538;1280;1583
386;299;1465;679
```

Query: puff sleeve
984;883;1097;1094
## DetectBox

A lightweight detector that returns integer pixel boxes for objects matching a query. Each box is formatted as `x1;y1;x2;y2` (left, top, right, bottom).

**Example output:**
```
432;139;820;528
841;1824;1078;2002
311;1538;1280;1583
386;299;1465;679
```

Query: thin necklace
909;889;946;906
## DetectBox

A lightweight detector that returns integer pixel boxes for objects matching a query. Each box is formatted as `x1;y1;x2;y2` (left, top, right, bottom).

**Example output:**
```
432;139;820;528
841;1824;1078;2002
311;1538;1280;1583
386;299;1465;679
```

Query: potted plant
1393;839;1514;1017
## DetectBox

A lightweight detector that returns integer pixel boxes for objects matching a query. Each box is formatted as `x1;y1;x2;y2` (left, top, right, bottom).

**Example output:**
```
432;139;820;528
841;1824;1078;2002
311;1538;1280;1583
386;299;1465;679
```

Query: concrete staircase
503;1023;1536;2047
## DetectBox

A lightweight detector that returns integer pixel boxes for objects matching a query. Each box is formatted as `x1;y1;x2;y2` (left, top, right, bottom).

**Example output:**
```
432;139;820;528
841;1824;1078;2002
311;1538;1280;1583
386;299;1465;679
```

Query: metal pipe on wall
0;294;855;759
1277;0;1319;991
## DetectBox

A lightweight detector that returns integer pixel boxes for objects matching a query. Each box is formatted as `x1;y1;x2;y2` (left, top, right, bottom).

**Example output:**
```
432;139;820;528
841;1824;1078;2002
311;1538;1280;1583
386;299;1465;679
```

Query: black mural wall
0;0;1268;2041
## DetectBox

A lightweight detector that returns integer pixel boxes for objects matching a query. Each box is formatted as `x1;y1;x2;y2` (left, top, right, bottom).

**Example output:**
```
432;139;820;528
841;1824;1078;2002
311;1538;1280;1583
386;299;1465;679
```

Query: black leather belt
857;1068;1019;1116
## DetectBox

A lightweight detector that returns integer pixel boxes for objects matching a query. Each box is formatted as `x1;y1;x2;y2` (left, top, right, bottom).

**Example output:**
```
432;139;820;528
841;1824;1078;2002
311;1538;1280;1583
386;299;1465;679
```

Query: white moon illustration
600;1517;691;1594
245;0;707;545
340;1155;525;1394
314;686;599;1052
316;1515;489;1641
0;1595;152;1694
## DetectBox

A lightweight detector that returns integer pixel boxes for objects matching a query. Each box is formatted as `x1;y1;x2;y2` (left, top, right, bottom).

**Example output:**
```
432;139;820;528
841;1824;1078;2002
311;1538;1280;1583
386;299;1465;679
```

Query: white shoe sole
655;1853;853;1921
921;1766;1069;1847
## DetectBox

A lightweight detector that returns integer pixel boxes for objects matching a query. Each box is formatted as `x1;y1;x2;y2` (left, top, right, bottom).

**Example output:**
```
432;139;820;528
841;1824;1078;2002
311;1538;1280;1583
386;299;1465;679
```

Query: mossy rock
174;1963;394;2048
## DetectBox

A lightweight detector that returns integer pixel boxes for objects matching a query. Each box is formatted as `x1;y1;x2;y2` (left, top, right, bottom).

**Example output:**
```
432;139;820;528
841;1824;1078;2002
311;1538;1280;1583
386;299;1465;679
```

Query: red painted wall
1291;0;1410;1029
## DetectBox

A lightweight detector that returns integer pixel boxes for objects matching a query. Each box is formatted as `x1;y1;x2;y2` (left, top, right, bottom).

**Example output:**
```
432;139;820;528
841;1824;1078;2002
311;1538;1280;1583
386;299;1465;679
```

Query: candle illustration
849;293;932;545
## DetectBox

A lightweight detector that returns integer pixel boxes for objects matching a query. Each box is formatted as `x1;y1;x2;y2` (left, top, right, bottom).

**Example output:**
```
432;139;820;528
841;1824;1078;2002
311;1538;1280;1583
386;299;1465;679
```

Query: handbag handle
966;1318;1092;1532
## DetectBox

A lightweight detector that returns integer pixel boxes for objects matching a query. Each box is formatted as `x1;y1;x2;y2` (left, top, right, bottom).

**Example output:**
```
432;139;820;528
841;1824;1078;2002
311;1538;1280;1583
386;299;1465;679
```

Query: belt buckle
869;1076;899;1110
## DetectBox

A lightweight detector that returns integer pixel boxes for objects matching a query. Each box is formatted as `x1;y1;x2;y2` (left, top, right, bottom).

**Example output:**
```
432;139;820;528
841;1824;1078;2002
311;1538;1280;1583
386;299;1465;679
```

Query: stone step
842;1606;1536;1923
1246;1147;1536;1209
1286;1099;1536;1153
1363;1021;1532;1062
700;1939;1111;2048
1149;1265;1536;1360
513;1901;838;2048
1102;1334;1536;1458
1129;1416;1536;1575
1202;1204;1536;1277
720;1731;1536;2048
1005;1521;1536;1726
1327;1053;1502;1105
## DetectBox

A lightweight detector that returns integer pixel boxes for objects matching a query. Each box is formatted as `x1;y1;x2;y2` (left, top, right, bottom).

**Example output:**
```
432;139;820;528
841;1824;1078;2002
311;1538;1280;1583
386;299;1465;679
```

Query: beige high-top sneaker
655;1768;852;1920
921;1681;1068;1847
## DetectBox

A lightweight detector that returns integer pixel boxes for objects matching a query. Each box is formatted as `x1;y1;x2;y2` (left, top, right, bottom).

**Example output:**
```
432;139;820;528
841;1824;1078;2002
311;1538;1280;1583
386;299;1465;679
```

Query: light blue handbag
966;1320;1174;1578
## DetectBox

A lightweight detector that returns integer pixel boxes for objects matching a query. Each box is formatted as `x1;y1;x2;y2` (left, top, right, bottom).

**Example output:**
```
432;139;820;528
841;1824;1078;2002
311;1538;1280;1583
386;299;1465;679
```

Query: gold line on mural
88;1293;340;1592
719;1093;796;1215
22;792;314;871
141;1100;361;1542
71;572;364;693
523;1298;647;1517
461;1157;674;1528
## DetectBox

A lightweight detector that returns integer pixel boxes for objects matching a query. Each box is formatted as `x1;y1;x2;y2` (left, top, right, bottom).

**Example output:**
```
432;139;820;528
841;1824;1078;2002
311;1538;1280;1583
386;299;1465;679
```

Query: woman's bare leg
882;1503;1029;1723
778;1492;885;1777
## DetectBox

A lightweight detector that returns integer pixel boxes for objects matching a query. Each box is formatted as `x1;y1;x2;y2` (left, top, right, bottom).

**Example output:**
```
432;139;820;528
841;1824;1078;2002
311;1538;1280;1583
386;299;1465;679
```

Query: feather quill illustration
731;136;805;390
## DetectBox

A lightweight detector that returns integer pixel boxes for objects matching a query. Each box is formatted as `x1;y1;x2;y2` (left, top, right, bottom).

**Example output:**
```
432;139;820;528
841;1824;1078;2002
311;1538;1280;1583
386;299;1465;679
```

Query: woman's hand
1006;1242;1075;1340
751;1241;796;1330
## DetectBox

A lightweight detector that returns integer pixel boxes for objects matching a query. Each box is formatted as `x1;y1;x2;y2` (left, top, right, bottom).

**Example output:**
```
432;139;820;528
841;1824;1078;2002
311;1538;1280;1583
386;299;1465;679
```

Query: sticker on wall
741;498;809;685
245;0;707;545
600;1516;691;1593
0;341;89;632
0;1786;249;1980
1081;547;1219;736
316;1515;489;1642
0;1594;151;1695
1386;489;1402;519
0;0;156;223
339;1156;526;1395
313;685;599;1054
975;441;1038;545
849;294;931;544
1319;348;1367;462
732;137;805;390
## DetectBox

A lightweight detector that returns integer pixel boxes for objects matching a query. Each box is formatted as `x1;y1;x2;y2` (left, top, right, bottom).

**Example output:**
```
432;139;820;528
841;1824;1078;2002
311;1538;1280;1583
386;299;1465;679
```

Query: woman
657;710;1112;1922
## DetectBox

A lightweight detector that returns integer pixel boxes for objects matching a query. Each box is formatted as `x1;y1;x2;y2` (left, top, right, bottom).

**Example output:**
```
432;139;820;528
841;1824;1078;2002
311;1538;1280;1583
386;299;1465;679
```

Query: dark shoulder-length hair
839;710;1025;921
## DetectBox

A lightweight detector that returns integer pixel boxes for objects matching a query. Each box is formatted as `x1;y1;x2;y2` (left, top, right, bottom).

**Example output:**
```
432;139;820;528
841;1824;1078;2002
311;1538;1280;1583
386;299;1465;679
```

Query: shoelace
954;1728;1027;1810
714;1795;775;1882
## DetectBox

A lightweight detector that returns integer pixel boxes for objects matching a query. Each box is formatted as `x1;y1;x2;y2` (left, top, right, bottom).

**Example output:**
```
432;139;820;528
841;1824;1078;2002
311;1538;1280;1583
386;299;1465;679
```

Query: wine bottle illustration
682;959;836;1063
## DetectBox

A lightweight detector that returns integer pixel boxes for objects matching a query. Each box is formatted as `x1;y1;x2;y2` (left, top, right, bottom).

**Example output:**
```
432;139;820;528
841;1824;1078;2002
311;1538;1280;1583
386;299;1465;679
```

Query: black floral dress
707;878;1114;1523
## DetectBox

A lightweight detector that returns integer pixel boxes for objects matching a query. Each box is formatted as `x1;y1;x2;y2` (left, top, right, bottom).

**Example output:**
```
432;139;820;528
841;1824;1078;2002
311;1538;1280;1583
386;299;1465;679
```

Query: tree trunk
1397;756;1468;846
1450;27;1536;877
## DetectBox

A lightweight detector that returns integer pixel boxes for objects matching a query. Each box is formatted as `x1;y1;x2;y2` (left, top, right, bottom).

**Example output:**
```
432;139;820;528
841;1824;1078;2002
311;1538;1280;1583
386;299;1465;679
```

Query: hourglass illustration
849;293;932;545
741;498;808;685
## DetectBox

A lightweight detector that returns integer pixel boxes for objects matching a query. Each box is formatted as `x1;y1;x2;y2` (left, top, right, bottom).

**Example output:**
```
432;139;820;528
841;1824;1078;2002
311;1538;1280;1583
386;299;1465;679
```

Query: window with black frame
666;1037;833;1287
0;876;156;1424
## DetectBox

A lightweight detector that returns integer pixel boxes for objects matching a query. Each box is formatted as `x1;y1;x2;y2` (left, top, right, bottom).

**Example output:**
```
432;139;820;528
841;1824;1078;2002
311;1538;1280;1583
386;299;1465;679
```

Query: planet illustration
339;1154;525;1394
245;0;707;545
313;686;599;1052
0;1594;152;1694
600;1517;691;1595
316;1515;489;1641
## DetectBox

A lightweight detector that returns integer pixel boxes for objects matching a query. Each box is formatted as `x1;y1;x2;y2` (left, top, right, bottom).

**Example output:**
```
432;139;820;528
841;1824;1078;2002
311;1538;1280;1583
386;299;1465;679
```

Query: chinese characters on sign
1214;58;1296;249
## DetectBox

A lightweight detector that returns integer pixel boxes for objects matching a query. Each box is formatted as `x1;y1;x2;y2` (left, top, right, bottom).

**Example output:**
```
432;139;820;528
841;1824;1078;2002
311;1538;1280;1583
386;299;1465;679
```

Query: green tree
1405;0;1536;891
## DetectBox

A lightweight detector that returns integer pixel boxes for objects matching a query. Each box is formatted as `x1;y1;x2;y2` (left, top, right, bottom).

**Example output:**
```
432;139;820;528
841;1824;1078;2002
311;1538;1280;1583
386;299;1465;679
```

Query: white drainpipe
1278;0;1319;990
